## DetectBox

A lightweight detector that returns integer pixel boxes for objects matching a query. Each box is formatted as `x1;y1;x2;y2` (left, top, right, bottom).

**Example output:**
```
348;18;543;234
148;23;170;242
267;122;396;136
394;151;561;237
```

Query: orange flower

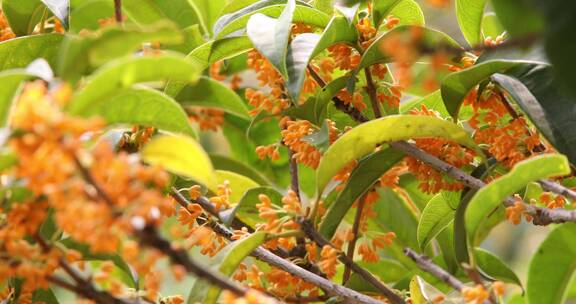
462;284;489;304
318;245;338;278
188;108;225;131
492;281;505;296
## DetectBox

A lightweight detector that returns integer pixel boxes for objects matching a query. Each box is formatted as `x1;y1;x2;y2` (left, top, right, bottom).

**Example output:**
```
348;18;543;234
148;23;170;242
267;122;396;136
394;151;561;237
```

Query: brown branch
538;180;576;202
288;149;302;201
342;194;366;284
171;190;384;304
307;66;369;123
306;70;576;225
364;68;382;118
404;248;466;291
298;218;405;304
134;225;247;296
114;0;123;23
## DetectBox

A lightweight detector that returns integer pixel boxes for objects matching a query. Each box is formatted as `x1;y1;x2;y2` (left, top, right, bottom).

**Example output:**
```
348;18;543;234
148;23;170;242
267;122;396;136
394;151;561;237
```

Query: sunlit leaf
142;134;217;191
455;0;487;46
465;154;570;263
80;87;195;136
0;34;63;71
215;170;259;204
0;71;35;127
1;0;45;36
316;115;480;193
68;53;201;115
417;192;459;250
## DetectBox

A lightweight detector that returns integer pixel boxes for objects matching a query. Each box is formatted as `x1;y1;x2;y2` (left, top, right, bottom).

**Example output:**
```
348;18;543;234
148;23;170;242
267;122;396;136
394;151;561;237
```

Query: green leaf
312;0;333;14
246;0;295;79
357;26;460;71
69;0;113;33
1;0;45;36
165;36;253;96
540;0;576;98
318;148;404;239
142;134;218;191
32;288;59;304
204;232;268;304
68;53;201;115
491;64;576;164
40;0;69;28
481;12;504;39
215;170;259;204
0;149;18;172
210;154;272;186
410;276;451;304
188;0;226;36
474;247;522;288
417;192;459;250
0;34;63;71
455;0;487;46
215;3;330;39
0;71;34;127
491;0;544;38
400;90;449;118
441;60;522;119
175;76;250;118
82;87;195;136
527;223;576;304
388;0;424;27
372;187;419;249
60;238;137;288
122;0;202;32
220;187;283;227
465;154;571;263
58;22;184;81
213;0;289;38
372;0;402;28
286;16;358;101
316;115;480;193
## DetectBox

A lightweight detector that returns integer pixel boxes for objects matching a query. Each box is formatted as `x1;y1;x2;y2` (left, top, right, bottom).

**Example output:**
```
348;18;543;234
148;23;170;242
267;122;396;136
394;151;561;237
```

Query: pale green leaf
0;71;34;127
215;170;259;204
142;134;217;191
68;53;201;115
0;34;63;71
465;154;571;262
316;115;480;193
455;0;487;46
417;192;459;250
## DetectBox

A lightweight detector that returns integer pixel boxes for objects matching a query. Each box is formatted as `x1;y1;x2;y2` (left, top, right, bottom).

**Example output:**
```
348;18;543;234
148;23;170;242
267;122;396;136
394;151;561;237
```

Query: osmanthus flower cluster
2;0;576;303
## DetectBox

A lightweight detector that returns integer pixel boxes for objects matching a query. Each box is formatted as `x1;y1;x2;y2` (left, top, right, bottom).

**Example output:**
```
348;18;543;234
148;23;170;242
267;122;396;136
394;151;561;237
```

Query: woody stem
364;67;383;118
342;193;366;284
114;0;123;23
298;218;406;304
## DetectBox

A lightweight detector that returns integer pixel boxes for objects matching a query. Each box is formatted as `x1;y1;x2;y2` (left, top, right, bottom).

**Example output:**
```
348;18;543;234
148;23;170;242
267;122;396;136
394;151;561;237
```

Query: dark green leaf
441;60;522;119
492;0;544;38
32;288;59;304
373;187;419;249
372;0;402;28
69;0;113;33
492;64;576;164
318;148;404;239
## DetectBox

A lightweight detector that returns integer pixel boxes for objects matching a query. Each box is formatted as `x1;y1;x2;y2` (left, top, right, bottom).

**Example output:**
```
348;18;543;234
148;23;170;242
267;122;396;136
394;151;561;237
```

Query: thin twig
114;0;123;23
135;225;247;296
288;149;302;201
172;189;384;304
342;194;366;284
307;69;576;225
298;218;405;304
538;180;576;201
364;68;382;118
404;248;466;291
